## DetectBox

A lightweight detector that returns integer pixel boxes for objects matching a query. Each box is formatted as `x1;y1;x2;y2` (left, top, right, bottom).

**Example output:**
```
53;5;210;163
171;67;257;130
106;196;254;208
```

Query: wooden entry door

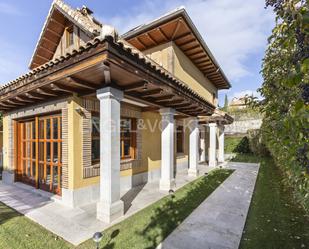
17;114;62;195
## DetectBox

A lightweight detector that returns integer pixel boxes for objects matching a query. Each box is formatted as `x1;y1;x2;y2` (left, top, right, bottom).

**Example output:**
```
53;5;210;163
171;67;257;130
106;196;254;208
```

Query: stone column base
188;168;199;177
97;200;124;223
209;161;217;167
2;170;14;184
159;179;175;191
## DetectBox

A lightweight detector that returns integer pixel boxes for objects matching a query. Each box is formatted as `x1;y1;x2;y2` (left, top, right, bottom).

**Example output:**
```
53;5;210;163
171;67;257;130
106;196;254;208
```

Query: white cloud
0;2;22;15
98;0;274;82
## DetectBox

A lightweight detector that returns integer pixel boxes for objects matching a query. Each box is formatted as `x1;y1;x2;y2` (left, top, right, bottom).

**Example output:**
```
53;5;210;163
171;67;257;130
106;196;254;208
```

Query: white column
159;108;175;191
96;87;124;223
208;123;217;167
199;125;206;162
218;126;225;163
188;118;199;177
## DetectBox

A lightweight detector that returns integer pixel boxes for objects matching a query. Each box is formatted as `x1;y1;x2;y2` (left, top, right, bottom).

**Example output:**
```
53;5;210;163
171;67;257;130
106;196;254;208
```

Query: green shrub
224;136;243;153
248;129;270;157
233;136;251;154
259;1;309;212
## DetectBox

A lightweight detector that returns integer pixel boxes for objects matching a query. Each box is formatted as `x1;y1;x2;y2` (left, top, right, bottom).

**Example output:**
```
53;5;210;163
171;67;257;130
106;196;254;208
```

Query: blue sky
0;0;274;106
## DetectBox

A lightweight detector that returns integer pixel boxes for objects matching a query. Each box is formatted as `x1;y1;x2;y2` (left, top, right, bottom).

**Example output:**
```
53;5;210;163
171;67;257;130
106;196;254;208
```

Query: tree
260;0;309;211
223;94;229;111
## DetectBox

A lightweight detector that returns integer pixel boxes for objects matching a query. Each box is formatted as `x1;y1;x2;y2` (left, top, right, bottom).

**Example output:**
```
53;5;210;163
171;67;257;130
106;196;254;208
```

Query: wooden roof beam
157;27;169;41
50;18;65;28
183;44;200;53
0;102;16;108
153;94;175;102
46;27;62;38
124;81;149;92
160;99;184;105
50;83;76;93
25;92;45;100
42;37;58;46
186;50;204;57
65;77;98;90
39;45;55;55
177;38;196;47
37;88;58;97
145;33;157;46
15;96;33;103
6;100;24;106
142;89;163;97
174;31;192;41
135;37;147;50
171;20;182;40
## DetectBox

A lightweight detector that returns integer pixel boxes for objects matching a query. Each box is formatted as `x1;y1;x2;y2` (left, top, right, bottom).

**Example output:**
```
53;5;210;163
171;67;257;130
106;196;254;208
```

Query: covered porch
0;33;218;224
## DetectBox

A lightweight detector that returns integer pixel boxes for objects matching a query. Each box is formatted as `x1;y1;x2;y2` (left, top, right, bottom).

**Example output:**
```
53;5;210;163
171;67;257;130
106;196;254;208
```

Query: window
66;26;74;48
91;115;100;163
176;126;184;153
91;116;137;164
121;118;136;159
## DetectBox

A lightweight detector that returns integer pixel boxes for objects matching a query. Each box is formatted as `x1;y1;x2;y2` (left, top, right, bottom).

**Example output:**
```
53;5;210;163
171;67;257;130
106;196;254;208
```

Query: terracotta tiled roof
29;0;102;69
0;35;214;110
53;0;101;34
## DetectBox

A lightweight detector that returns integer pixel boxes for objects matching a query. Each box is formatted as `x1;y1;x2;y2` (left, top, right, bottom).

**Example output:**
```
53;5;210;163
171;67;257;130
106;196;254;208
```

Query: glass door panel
18;114;62;195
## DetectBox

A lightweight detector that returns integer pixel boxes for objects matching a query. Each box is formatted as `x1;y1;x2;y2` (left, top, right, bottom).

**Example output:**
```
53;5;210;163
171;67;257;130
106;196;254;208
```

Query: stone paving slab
0;165;213;246
158;162;260;249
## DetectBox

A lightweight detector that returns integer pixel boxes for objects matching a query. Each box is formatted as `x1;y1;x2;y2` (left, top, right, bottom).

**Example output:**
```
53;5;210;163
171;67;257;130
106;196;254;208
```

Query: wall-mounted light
75;107;86;117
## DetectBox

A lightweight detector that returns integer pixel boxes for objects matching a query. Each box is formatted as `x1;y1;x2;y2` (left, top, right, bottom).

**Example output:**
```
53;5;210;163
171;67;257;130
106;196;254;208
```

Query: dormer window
66;26;74;48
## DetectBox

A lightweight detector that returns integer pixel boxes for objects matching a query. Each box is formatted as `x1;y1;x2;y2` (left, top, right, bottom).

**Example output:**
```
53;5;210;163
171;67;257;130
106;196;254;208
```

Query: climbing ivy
259;0;309;211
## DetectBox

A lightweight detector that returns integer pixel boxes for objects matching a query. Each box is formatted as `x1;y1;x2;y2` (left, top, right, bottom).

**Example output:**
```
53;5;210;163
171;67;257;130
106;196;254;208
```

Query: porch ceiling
0;36;215;116
122;8;231;90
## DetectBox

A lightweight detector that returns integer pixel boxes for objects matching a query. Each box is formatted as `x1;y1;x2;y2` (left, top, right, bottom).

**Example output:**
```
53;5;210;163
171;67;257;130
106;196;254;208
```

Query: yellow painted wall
144;42;218;106
2;115;9;171
140;111;162;172
172;44;218;106
67;96;99;190
67;104;190;190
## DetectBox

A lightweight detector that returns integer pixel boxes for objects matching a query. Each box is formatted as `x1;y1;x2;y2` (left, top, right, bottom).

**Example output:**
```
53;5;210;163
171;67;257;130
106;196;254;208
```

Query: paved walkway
158;162;259;249
0;164;213;246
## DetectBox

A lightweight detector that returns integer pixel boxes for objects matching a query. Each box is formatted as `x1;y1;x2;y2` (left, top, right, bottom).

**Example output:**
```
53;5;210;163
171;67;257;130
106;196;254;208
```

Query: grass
225;136;244;153
231;154;309;249
0;169;233;249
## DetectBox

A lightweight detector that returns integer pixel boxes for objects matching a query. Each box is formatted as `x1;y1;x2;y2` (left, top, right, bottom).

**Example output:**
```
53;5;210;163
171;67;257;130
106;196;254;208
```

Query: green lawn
0;169;233;249
232;154;309;249
225;136;243;153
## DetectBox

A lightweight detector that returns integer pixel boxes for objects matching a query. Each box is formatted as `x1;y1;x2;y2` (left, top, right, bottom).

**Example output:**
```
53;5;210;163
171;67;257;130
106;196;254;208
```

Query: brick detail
81;99;143;178
61;107;69;189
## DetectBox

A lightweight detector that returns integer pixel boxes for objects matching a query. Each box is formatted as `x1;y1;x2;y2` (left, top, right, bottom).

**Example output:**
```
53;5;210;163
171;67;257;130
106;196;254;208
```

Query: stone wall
225;111;263;135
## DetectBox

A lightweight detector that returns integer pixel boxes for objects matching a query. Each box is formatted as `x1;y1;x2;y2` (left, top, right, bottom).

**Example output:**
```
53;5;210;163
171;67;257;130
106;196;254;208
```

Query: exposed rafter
37;88;58;96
